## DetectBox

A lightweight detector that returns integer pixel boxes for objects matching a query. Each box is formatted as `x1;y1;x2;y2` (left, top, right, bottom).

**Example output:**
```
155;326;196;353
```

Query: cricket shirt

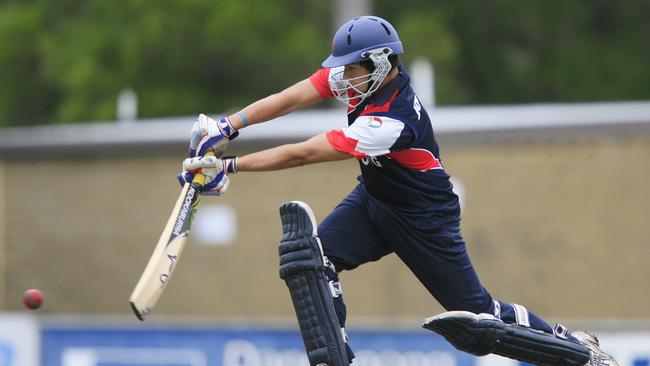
309;65;461;226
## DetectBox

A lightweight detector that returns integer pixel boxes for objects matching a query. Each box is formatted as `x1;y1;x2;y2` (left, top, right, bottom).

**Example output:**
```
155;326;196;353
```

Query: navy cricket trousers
318;183;555;338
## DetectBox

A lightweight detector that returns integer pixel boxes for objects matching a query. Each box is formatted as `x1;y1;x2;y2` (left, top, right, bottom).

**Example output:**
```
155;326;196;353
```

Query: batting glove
177;156;238;196
188;114;239;157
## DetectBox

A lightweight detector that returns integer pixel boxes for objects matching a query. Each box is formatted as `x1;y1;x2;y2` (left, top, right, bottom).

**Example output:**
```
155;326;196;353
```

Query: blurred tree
0;4;58;126
0;0;330;125
1;0;649;125
377;0;650;104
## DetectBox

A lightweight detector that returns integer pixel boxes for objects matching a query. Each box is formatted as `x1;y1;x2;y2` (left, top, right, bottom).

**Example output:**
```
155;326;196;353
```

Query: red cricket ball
22;289;44;310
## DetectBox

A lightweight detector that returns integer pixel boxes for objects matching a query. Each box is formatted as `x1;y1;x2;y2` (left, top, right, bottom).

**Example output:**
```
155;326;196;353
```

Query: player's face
343;63;371;93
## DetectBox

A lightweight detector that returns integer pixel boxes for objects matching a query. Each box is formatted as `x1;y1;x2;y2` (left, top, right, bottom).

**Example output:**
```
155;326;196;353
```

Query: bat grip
191;151;216;186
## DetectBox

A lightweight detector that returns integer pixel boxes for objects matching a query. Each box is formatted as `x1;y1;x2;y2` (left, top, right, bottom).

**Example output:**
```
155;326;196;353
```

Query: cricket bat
129;151;214;320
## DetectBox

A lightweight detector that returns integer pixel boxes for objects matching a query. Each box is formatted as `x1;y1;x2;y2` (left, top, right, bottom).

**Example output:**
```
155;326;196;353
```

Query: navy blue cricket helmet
323;16;404;68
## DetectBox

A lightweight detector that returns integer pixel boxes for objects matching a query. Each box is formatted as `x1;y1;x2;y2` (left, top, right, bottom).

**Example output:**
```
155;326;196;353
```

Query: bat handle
191;150;216;186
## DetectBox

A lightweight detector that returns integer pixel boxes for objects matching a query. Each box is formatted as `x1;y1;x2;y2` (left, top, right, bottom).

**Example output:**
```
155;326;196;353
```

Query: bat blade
129;180;203;320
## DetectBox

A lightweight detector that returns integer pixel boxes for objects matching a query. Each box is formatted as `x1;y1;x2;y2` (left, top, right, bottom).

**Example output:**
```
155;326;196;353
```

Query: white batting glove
188;114;239;157
179;156;238;195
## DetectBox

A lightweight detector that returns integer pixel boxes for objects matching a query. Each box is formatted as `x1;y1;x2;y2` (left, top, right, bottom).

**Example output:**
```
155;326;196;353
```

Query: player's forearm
227;79;321;130
237;144;313;172
228;93;296;129
236;134;351;172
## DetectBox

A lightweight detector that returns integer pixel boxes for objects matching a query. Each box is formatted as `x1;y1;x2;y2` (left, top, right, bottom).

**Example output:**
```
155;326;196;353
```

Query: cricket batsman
179;15;618;366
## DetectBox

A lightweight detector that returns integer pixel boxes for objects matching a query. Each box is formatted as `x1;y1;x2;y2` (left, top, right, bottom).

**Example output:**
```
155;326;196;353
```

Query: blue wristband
237;111;249;127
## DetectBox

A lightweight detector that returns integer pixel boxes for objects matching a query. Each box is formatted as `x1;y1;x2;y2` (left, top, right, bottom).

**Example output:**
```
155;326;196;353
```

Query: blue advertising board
41;324;650;366
0;343;14;366
41;326;482;366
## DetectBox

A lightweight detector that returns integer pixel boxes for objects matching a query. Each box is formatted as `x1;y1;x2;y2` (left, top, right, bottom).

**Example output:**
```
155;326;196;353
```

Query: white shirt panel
342;115;405;157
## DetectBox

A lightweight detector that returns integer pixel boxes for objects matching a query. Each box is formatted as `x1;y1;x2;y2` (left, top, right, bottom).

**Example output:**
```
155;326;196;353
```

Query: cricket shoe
571;331;619;366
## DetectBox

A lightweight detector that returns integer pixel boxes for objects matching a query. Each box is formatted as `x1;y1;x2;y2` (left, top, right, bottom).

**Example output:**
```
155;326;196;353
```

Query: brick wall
1;136;649;321
0;159;6;309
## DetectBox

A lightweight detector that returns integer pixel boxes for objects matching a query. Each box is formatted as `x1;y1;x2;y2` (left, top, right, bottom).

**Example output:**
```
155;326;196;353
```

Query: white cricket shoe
571;331;619;366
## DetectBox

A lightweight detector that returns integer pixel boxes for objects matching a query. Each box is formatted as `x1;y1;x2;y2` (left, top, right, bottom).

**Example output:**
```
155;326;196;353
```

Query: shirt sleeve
308;68;334;99
326;115;410;158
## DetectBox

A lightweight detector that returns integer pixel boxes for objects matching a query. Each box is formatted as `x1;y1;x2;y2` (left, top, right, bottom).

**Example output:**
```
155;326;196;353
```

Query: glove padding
188;114;239;157
177;155;237;196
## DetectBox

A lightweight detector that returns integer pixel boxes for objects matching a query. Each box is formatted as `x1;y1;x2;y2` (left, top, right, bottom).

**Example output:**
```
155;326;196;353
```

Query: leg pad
424;311;590;366
279;201;349;366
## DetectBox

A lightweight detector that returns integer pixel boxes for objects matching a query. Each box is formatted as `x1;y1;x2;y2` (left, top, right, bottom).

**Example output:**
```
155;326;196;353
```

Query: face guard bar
328;47;394;113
